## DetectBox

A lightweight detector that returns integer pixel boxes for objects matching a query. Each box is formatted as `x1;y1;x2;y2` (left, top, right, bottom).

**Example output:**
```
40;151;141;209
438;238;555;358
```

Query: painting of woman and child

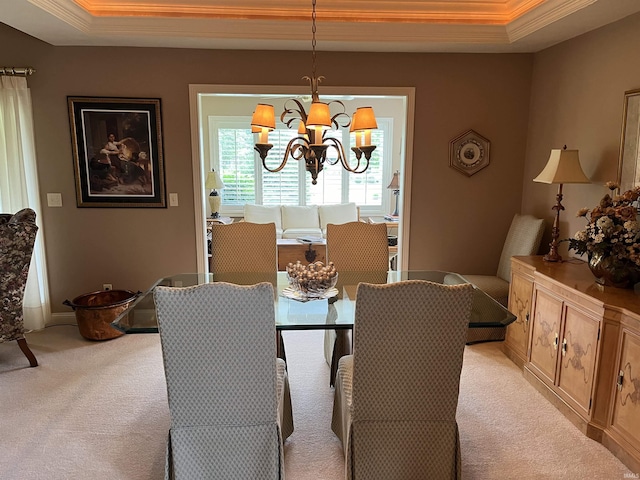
68;97;166;207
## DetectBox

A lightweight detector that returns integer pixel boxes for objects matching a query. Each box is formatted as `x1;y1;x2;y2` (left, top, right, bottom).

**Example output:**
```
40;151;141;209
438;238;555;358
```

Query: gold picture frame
618;88;640;192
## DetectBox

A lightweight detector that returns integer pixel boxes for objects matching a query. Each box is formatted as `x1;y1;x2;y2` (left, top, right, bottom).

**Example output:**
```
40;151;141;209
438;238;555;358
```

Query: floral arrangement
567;181;640;268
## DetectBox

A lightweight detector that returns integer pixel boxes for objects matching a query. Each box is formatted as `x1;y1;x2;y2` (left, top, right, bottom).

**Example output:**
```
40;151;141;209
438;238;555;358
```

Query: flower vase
588;253;640;289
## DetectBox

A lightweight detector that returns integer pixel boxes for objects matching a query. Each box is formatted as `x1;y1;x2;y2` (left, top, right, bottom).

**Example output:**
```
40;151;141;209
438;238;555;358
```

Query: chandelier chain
311;0;317;81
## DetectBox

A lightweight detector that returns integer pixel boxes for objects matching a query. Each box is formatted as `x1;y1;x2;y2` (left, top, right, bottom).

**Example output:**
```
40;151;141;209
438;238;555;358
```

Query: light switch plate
169;193;179;206
47;193;63;207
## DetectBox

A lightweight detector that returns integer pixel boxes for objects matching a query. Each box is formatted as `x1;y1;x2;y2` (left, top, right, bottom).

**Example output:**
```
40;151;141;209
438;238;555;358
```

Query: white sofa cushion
319;203;358;230
243;204;283;238
282;205;320;230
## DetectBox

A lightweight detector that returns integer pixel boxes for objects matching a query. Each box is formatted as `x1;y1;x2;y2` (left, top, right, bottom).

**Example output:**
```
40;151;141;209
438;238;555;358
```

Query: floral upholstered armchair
0;208;39;367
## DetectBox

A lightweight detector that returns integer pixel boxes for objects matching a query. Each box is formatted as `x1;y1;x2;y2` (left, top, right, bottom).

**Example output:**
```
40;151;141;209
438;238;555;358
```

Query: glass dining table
111;270;516;334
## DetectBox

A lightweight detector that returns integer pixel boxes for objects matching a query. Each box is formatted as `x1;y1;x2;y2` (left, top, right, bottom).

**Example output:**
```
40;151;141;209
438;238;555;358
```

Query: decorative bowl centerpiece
286;261;338;299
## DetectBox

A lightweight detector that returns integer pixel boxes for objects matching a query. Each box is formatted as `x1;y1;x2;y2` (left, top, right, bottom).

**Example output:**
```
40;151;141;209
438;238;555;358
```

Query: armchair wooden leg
17;338;38;367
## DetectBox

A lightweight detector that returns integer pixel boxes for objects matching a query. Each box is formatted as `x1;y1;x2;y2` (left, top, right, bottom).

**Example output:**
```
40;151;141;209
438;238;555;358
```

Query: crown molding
7;0;640;52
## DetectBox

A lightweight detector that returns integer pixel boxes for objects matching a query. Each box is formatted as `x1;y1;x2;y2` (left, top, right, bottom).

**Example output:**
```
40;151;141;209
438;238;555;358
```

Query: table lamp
205;169;225;218
533;146;590;262
387;170;400;218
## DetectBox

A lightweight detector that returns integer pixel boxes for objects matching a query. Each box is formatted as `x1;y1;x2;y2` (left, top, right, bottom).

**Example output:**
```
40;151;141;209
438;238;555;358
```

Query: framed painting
68;96;166;207
618;88;640;192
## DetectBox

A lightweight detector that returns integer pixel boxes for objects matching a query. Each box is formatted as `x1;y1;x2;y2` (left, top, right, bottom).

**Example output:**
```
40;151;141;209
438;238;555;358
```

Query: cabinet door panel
506;273;533;359
557;305;600;416
529;288;562;385
610;328;640;446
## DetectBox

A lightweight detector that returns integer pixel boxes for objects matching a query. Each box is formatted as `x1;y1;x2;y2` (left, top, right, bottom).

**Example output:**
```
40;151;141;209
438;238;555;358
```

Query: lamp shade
387;170;400;189
349;111;358;133
205;170;225;189
352;106;378;131
306;102;332;129
533;149;590;184
251;104;276;129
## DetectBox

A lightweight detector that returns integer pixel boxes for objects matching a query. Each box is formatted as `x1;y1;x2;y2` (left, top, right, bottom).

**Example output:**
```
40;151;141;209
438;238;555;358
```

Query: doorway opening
189;85;415;273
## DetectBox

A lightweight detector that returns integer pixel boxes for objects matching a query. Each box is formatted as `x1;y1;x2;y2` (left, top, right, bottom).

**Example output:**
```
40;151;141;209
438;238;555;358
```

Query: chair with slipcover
154;282;294;480
209;221;285;356
460;213;545;343
325;221;389;385
331;280;474;480
0;208;39;367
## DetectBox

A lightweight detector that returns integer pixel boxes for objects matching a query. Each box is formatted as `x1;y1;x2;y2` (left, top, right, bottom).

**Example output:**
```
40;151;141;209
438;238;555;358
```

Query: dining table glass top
111;270;516;334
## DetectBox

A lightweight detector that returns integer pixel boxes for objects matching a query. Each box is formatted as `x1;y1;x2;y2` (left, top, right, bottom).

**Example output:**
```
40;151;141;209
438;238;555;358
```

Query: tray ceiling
2;0;640;52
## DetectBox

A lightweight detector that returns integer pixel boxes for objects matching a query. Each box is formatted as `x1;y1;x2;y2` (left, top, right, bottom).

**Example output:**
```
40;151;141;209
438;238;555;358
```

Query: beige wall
523;13;640;257
2;22;534;315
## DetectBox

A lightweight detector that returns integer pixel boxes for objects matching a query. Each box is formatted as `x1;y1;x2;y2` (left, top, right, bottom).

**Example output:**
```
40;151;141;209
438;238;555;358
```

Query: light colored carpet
0;325;634;479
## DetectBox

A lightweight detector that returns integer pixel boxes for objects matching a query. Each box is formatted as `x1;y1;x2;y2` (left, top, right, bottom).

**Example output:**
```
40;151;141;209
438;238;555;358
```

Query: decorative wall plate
449;129;491;176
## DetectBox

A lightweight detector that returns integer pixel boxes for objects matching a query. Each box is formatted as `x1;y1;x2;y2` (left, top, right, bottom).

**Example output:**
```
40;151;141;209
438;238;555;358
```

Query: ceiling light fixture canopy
251;0;377;185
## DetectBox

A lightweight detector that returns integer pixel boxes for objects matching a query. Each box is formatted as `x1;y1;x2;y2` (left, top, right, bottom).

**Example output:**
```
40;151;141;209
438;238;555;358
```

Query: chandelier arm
281;99;309;128
323;138;349;167
327;100;350;129
289;138;310;161
260;137;305;173
260;153;288;173
326;137;370;173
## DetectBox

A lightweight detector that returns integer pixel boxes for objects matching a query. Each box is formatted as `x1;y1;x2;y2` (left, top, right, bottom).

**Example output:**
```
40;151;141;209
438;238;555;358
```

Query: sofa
243;203;359;239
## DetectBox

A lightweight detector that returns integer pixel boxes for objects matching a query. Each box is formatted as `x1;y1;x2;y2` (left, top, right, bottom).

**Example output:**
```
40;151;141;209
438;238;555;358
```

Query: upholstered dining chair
460;213;545;343
325;221;389;385
154;282;294;480
0;208;39;367
209;221;285;357
332;280;474;480
210;221;277;273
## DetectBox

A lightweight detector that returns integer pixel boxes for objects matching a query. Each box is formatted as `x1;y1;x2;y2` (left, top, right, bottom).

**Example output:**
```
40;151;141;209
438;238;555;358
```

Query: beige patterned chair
460;213;545;344
325;221;389;385
331;280;474;480
154;282;294;480
209;221;278;286
0;208;39;367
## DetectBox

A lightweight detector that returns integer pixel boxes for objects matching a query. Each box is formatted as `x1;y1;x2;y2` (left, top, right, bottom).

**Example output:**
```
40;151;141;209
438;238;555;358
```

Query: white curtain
0;75;51;330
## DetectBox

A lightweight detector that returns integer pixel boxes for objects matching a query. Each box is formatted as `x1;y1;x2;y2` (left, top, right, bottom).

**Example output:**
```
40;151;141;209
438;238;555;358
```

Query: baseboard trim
47;312;77;327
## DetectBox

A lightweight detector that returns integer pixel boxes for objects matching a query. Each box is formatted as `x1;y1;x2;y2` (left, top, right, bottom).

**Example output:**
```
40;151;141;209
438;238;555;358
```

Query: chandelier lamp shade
205;169;225;218
533;146;590;262
251;0;378;185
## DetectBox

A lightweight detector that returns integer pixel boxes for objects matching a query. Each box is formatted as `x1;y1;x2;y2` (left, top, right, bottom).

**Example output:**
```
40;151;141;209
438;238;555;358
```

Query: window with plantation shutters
210;117;392;217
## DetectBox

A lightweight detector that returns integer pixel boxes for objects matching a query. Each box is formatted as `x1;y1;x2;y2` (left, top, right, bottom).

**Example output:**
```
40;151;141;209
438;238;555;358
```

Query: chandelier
251;0;378;185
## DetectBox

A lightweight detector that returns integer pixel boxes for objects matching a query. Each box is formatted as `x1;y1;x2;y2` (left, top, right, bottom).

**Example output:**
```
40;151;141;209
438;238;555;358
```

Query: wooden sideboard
503;256;640;472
